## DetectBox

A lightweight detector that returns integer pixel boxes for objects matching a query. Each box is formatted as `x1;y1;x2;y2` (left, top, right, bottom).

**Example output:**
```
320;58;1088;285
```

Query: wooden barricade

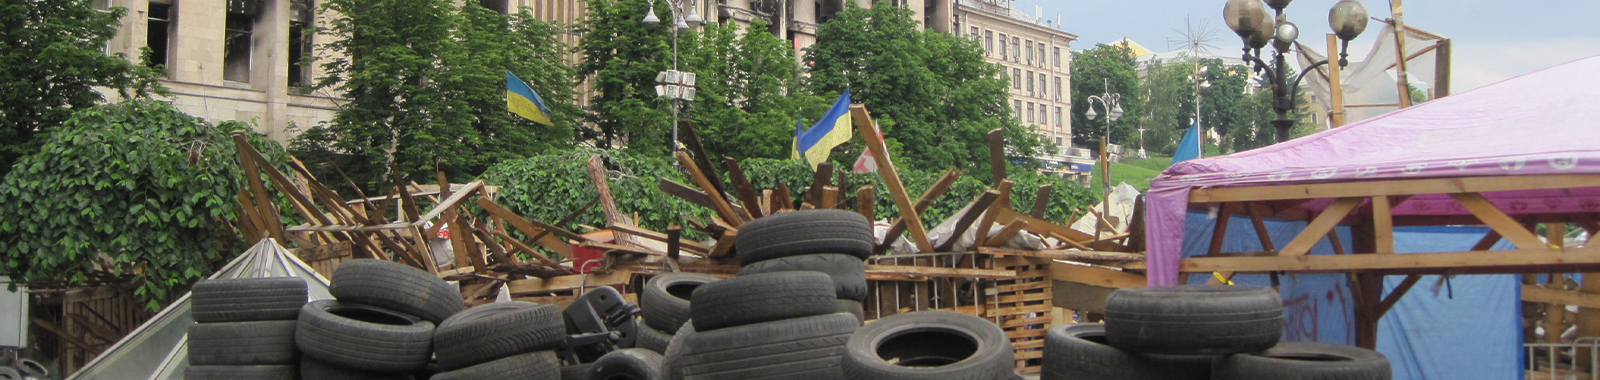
861;252;1052;375
36;285;154;377
294;241;355;279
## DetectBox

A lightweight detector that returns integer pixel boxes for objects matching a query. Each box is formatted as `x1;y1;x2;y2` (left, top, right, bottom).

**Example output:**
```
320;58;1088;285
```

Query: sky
1011;0;1600;91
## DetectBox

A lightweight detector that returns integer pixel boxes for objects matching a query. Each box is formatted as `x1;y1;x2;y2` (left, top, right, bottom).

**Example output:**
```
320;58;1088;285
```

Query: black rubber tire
562;364;594;380
689;271;837;331
670;313;860;380
641;273;719;334
637;318;673;354
1041;323;1212;380
330;259;464;324
1213;342;1392;380
184;365;298;380
736;209;874;265
433;301;565;370
432;350;562;380
301;355;415;380
842;310;1013;380
295;299;436;372
837;299;865;322
0;368;17;380
1104;285;1283;355
660;320;695;380
738;254;868;301
192;277;309;322
589;348;666;380
187;320;299;365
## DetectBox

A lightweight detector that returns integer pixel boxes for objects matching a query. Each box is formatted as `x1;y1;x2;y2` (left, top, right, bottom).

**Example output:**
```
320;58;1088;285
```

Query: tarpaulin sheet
1146;54;1600;286
1178;212;1521;379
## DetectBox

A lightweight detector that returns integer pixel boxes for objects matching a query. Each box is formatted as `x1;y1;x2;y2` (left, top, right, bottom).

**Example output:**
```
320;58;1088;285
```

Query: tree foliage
576;0;673;154
1138;57;1254;156
682;20;829;160
806;1;1043;176
0;0;166;176
0;100;288;309
1070;43;1141;151
482;149;711;246
293;0;578;192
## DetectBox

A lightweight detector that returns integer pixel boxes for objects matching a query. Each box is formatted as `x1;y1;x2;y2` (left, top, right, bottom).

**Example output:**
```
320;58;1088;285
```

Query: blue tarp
1177;211;1522;380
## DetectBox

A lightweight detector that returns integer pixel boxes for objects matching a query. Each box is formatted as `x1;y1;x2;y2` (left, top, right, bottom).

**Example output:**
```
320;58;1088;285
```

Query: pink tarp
1145;54;1600;285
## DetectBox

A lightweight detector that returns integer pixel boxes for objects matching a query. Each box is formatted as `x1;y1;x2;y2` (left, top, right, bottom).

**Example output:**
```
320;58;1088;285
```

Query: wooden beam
821;186;839;210
660;179;719;212
491;231;561;269
677;121;725;196
936;191;1000;252
1029;184;1053;219
808;162;834;206
1374;274;1421;317
412;180;485;226
865;265;1016;281
608;222;712;253
1208;203;1233;256
475;198;576;259
1372;196;1395;254
852;105;933;252
706;231;738;258
774;183;794;212
1524;285;1600;309
987;129;1007;184
231;133;287;243
1247;204;1277;252
973;180;1014;247
504;270;634;295
1190;174;1600;203
992;208;1100;247
724;157;764;218
581;241;666;256
857;186;876;221
1050;262;1146;288
979;247;1145;263
589;155;638;248
984;219;1028;247
675;151;743;227
1180;247;1600;273
877;170;962;253
1450;192;1545;249
1280;198;1363;256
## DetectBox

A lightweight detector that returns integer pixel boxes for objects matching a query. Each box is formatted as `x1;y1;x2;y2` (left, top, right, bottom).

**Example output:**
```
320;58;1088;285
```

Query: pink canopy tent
1145;54;1600;285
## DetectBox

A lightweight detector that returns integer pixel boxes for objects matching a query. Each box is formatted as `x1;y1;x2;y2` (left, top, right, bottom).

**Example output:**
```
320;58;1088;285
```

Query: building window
1040;107;1048;124
984;31;993;55
1039;76;1047;98
1055;106;1063;127
288;0;314;87
1053;47;1062;67
479;0;508;13
223;12;254;82
970;26;979;40
1038;45;1046;67
1013;69;1021;89
1053;77;1062;101
1026;71;1034;95
1013;100;1022;119
1011;37;1020;62
998;33;1006;59
1025;40;1033;63
146;2;172;70
1026;103;1034;123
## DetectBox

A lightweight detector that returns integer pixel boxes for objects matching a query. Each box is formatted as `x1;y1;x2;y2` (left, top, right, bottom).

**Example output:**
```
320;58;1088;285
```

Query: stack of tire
1042;285;1393;380
296;259;463;380
735;210;874;321
658;209;874;380
185;277;308;380
635;272;720;355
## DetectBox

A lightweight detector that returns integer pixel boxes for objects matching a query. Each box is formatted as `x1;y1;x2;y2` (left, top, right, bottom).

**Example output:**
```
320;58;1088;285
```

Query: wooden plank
984;220;1028;248
857;186;876;221
1247;204;1276;252
1208;203;1233;256
1029;184;1053;219
1279;198;1363;256
864;265;1016;281
491;231;562;269
1373;274;1421;317
446;213;481;271
1050;263;1146;288
589;155;639;246
973;180;1014;247
821;186;839;210
936;191;1001;252
1189;174;1600;203
608;222;712;253
664;225;683;272
852;105;933;253
988;129;1007;184
724;157;764;218
774;183;794;212
992;208;1101;247
412;180;485;226
1004;328;1050;339
1373;196;1395;254
580;241;666;256
678;121;725;196
707;231;738;258
1524;285;1600;309
231;133;287;244
32;318;100;354
808;162;834;206
504;270;635;295
980;247;1144;263
475;198;576;259
876;170;962;253
996;292;1053;303
1180;247;1600;273
988;304;1053;318
1450;192;1546;249
996;280;1053;293
676;151;744;227
1002;316;1052;329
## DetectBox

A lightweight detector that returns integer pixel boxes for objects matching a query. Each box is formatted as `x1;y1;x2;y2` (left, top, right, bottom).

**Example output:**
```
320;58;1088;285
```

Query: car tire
300;355;414;380
330;259;463;324
1104;285;1282;355
637;318;673;354
187;320;298;365
1041;323;1211;380
192;277;308;322
689;271;836;331
736;210;874;265
431;350;562;380
641;273;718;334
842;311;1013;380
433;301;565;370
184;365;297;380
671;313;860;380
589;348;666;380
562;364;593;380
738;254;868;301
837;299;865;322
1213;342;1392;380
295;299;435;372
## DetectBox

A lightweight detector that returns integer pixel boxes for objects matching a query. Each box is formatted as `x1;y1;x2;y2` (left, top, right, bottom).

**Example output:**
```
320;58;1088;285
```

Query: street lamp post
643;0;704;152
1224;0;1368;143
1084;78;1122;238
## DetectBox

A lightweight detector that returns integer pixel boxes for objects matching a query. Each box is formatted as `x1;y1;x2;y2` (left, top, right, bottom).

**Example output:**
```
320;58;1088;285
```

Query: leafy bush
0;100;289;309
482;149;711;247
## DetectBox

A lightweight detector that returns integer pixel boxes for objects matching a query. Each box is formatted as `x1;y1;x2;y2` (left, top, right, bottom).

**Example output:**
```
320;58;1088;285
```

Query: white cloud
1450;37;1600;91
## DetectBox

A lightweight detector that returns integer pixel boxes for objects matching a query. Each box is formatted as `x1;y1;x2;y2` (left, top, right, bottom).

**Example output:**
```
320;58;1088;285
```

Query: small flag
794;89;854;170
852;111;886;173
506;71;554;126
1171;121;1201;166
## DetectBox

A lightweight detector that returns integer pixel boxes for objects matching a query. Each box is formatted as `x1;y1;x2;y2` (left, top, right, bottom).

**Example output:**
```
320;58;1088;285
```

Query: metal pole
670;10;680;152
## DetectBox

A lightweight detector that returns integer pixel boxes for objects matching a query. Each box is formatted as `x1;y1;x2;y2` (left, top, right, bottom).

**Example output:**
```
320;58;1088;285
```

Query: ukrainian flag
506;71;554;126
793;89;853;170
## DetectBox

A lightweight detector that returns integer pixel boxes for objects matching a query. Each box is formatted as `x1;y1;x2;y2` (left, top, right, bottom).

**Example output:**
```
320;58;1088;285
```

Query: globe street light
1084;78;1122;238
644;0;703;152
1224;0;1368;143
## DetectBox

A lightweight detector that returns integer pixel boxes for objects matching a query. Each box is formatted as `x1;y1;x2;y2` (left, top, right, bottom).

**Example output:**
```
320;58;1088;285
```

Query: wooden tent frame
1162;173;1600;348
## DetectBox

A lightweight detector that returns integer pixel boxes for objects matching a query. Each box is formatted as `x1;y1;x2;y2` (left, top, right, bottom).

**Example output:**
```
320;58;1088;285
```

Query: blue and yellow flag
792;89;853;170
506;71;554;126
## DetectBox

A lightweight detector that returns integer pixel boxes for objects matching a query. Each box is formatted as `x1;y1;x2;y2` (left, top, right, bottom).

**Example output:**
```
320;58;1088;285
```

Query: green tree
0;100;288;309
0;0;166;176
682;20;828;160
1070;43;1141;151
577;0;673;154
1138;58;1254;156
807;1;1041;176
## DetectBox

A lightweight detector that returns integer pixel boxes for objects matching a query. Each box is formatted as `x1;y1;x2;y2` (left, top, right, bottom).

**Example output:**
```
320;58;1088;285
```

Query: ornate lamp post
1224;0;1368;142
643;0;704;151
1084;78;1122;238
